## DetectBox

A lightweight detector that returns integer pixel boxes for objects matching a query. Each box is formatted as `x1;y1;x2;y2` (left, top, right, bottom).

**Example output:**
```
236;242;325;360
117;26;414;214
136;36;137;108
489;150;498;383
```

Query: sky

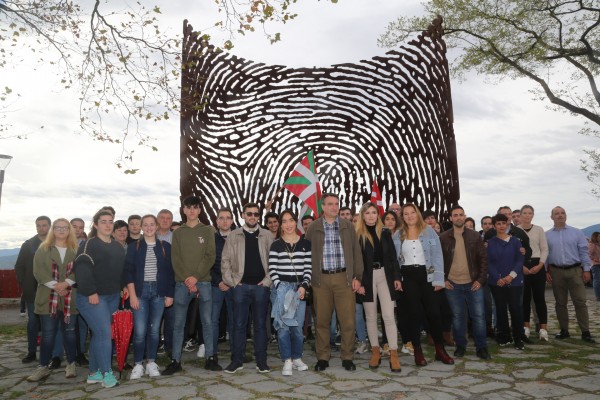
0;0;598;249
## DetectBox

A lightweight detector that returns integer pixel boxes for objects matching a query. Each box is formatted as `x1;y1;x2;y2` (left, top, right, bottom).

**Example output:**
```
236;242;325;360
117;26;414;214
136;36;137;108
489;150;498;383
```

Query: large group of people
14;194;598;388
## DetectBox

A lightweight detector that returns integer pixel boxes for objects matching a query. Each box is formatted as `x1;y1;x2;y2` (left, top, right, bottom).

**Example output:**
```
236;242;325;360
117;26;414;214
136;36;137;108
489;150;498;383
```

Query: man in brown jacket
305;193;363;372
439;205;490;360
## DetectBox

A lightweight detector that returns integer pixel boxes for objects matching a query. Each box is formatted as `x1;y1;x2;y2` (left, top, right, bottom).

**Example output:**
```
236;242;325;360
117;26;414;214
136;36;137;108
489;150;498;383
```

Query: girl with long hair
27;219;79;382
399;203;454;366
356;203;402;372
268;210;312;376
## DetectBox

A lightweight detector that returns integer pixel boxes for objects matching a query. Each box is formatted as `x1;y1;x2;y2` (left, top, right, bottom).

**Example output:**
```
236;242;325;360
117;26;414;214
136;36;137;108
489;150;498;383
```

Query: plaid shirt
322;217;346;271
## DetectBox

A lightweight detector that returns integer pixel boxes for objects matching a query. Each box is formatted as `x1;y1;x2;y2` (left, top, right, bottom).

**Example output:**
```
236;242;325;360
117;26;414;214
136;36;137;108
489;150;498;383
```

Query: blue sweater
124;238;175;298
487;236;524;287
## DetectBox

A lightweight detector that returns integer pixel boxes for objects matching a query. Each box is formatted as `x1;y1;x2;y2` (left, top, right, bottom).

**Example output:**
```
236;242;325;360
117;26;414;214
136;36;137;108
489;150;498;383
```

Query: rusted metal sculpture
180;17;459;224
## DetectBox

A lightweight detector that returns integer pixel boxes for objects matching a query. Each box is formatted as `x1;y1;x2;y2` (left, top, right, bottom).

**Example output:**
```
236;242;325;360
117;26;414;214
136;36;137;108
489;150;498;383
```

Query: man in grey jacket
221;203;274;374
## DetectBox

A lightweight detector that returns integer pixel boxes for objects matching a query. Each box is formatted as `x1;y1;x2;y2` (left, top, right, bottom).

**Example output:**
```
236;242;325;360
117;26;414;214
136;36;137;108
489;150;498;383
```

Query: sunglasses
245;212;260;217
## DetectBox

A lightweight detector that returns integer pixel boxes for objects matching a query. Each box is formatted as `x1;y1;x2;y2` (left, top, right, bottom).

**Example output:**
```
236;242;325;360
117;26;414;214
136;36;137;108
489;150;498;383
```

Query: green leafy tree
379;0;600;194
0;0;304;170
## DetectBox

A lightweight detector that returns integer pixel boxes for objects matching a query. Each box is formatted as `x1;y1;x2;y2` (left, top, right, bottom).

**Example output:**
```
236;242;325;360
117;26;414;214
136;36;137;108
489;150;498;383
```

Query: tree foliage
379;0;600;194
0;0;309;170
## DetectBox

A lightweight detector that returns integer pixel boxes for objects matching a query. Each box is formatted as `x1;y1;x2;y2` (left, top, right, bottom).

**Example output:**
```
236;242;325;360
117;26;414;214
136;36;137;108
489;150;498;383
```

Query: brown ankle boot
389;349;401;372
369;346;381;369
413;345;427;366
434;343;455;365
443;331;455;346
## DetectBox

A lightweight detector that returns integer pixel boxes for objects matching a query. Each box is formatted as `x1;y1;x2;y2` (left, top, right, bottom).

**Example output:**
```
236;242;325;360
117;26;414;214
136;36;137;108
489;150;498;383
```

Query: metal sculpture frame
180;17;459;224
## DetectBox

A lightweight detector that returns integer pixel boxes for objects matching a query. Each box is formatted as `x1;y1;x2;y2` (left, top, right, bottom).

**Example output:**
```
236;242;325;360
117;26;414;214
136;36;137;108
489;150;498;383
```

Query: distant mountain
0;253;18;270
0;249;19;257
583;224;600;238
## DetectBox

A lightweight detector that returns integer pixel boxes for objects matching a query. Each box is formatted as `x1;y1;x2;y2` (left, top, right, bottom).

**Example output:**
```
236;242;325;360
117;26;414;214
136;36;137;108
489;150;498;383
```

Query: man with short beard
221;203;274;373
440;206;490;360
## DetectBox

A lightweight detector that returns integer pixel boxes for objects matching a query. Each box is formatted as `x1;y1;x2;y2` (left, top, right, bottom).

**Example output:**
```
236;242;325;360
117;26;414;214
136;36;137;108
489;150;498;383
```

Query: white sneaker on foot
292;358;308;371
402;342;414;355
282;359;293;376
130;364;144;380
146;361;161;377
539;329;549;342
524;327;530;338
355;341;369;354
196;344;205;358
65;362;77;378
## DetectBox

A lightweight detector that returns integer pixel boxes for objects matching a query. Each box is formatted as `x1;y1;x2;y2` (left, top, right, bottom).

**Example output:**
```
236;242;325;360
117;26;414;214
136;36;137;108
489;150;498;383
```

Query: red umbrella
111;297;133;378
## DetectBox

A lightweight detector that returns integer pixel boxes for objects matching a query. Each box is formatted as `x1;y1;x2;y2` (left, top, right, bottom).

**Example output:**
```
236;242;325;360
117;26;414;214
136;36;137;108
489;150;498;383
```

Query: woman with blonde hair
399;203;453;366
356;203;402;372
27;219;79;382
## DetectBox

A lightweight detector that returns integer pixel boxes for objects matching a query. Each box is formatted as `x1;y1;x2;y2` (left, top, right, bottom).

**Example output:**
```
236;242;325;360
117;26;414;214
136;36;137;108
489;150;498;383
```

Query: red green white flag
283;151;322;217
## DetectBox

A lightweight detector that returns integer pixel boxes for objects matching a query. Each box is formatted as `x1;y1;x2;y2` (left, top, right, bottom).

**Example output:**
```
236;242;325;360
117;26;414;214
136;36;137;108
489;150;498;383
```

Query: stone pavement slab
1;288;600;399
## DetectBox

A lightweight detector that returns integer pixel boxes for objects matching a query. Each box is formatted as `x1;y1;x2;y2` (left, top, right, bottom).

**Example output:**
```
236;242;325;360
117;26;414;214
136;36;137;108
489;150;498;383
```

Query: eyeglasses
54;226;70;232
245;212;260;217
389;208;401;212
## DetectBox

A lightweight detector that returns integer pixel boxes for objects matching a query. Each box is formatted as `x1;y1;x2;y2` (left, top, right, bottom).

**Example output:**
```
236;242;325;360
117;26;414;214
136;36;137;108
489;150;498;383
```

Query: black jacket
358;229;401;303
15;235;42;302
439;228;488;285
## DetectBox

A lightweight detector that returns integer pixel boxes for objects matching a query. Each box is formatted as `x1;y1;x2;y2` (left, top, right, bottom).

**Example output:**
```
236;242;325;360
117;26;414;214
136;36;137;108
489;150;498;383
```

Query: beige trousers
363;268;398;350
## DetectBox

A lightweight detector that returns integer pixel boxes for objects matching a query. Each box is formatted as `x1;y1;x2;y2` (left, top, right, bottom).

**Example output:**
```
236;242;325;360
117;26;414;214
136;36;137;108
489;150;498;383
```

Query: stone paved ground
1;288;599;399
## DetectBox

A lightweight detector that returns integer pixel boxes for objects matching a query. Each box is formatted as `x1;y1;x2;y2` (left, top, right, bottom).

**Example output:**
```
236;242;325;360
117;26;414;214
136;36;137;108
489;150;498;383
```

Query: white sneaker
292;358;308;371
402;342;414;355
282;359;293;376
539;329;549;342
130;364;145;380
524;327;530;338
196;344;205;358
355;341;369;354
146;361;161;377
65;362;77;378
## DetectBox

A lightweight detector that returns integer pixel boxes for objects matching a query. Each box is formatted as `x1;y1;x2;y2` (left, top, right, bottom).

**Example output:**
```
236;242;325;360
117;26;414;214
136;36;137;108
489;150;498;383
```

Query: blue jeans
26;301;40;354
172;282;213;362
231;284;270;364
77;315;89;354
52;324;64;359
132;282;165;364
76;292;120;374
592;265;600;300
211;286;233;356
275;288;306;361
446;282;487;349
40;313;77;366
355;303;366;342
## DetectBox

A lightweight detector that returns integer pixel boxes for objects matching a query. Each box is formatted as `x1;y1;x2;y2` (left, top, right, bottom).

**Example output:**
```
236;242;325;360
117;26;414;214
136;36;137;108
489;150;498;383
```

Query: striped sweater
268;237;312;289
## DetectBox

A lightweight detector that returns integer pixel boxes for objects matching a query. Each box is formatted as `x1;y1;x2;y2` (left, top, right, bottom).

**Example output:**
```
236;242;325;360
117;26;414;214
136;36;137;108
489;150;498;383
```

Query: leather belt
372;262;382;270
321;267;347;275
551;263;581;269
401;264;426;268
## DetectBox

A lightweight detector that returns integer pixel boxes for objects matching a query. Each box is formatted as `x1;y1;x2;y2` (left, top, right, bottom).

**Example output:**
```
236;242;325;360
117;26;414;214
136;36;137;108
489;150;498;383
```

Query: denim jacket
271;281;301;330
399;226;444;287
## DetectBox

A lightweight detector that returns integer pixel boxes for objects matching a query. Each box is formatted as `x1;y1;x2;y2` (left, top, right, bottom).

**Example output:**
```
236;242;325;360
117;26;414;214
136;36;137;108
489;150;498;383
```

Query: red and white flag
370;180;384;216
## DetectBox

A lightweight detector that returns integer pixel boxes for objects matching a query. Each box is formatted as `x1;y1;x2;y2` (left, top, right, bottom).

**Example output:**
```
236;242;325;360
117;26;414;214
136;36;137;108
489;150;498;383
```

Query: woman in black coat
356;202;402;372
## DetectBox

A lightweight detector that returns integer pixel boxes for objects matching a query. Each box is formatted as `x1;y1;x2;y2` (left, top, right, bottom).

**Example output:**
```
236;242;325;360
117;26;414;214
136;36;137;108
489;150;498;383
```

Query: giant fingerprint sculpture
180;17;459;225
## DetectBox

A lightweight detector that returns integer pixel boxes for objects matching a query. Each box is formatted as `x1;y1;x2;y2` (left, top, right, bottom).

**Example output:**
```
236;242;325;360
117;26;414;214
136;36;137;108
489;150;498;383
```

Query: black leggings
522;257;548;324
401;265;443;346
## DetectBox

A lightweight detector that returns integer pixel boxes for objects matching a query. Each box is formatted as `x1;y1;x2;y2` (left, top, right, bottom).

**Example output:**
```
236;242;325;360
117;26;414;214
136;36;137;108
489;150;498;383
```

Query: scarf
49;259;73;323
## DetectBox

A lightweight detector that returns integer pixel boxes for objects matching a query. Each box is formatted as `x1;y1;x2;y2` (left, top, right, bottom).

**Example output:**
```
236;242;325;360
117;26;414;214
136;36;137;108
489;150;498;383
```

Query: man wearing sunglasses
221;203;274;374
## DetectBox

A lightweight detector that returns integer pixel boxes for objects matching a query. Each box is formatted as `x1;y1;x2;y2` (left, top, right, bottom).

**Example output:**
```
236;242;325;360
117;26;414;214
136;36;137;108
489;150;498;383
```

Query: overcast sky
1;0;598;249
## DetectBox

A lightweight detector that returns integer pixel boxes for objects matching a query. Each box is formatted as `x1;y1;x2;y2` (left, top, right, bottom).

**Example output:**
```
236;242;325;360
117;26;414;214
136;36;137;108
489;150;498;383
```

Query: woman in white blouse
399;204;454;366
